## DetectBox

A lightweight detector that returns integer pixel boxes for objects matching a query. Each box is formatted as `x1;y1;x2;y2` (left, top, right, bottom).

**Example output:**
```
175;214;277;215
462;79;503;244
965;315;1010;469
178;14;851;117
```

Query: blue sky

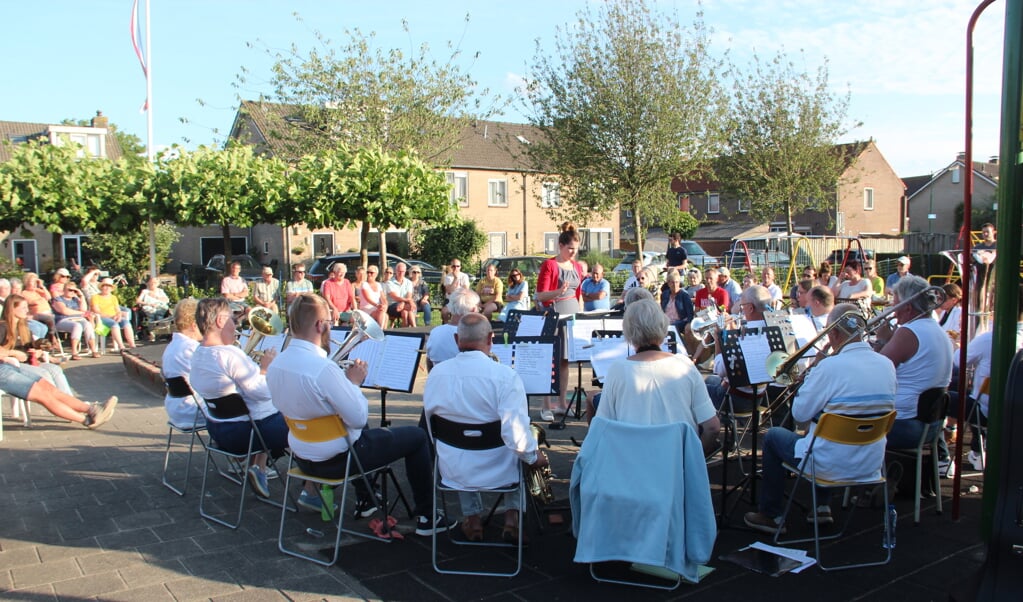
0;0;1006;178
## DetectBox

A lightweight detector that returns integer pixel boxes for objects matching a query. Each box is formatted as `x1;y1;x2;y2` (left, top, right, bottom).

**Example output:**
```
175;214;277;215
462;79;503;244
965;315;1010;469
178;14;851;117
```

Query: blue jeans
760;427;831;518
0;362;42;399
100;315;130;329
207;412;289;458
296;426;433;518
418;301;432;326
886;418;942;450
28;319;48;340
458;487;522;516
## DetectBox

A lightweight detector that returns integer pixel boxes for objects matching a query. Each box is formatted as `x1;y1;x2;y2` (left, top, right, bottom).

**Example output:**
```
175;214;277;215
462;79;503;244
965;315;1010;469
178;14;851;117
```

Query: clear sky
0;0;1007;178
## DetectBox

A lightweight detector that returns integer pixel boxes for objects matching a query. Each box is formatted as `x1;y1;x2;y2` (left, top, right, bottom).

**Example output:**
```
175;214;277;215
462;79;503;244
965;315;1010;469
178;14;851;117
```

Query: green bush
414;218;487;268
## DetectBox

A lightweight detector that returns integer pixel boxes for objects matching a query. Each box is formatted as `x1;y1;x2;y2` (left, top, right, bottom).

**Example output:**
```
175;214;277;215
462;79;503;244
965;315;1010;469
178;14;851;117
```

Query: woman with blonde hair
0;295;75;394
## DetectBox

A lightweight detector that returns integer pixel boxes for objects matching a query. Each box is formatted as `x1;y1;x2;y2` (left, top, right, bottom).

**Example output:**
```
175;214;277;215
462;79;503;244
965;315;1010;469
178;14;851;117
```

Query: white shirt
792;342;896;482
190;344;276;422
765;283;783;305
424;349;537;490
444;272;470;300
386;277;413;302
267;338;368;461
597;355;715;430
836;279;870;299
161;333;205;429
425;324;459;365
895;317;953;419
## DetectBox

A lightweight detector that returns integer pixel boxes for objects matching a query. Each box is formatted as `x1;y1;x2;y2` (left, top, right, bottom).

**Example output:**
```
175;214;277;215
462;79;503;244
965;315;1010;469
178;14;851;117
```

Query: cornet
330;309;385;368
243;307;284;360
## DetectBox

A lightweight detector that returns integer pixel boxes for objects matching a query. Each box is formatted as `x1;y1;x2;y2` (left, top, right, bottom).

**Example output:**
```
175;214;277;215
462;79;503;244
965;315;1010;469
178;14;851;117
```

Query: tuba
330;309;385;368
243;307;284;360
527;423;555;504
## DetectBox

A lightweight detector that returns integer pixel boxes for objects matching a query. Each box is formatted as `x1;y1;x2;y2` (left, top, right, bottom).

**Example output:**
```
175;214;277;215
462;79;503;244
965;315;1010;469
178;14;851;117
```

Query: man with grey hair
878;275;952;450
386;262;416;327
424;312;547;543
717;267;743;311
321;262;354;325
706;285;773;411
425;288;480;367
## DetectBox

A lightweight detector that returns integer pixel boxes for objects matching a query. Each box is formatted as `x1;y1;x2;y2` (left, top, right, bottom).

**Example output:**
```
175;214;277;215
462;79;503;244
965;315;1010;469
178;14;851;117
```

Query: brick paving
0;344;991;601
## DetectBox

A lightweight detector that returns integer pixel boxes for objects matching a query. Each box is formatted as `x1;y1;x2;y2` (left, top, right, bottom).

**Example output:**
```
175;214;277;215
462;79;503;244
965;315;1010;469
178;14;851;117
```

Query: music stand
718;326;785;524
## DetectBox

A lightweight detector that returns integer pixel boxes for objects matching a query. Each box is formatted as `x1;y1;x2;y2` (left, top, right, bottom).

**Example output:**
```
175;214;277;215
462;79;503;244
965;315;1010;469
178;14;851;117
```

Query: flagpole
145;0;158;279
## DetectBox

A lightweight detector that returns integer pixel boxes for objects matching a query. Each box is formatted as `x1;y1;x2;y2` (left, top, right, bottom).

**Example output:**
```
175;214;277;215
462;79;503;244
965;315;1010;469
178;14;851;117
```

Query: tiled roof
232;100;542;171
0;119;123;162
902;174;932;198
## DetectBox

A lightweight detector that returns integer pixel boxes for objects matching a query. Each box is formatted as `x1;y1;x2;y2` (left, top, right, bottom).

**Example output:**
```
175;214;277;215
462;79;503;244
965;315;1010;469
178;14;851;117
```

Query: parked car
198;253;263;289
307;253;443;287
826;248;875;267
480;256;548;279
612;251;666;273
720;247;791;271
679;240;715;267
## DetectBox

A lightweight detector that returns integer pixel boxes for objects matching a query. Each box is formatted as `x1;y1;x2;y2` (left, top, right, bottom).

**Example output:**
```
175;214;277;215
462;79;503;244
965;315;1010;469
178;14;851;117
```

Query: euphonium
527;423;554;504
690;307;721;345
329;309;385;368
243;307;284;360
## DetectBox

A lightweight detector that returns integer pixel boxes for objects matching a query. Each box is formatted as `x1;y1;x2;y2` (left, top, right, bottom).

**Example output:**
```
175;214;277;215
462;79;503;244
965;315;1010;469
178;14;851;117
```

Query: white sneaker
539;409;554;421
938;458;956;479
967;450;985;471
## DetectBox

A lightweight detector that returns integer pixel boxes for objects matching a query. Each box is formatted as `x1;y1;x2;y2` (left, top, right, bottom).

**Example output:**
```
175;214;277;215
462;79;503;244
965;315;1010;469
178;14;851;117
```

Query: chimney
91;110;108;129
989;156;998;164
956;151;966;162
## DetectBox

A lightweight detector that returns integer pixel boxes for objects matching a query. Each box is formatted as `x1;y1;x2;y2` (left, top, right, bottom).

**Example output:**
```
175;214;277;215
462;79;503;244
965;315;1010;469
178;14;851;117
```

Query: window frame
707;193;721;214
488;179;508;207
445;171;469;207
863;187;875;211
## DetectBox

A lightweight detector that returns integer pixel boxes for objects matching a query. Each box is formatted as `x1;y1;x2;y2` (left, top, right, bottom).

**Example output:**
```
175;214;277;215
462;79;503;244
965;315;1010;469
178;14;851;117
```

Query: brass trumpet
243;307;284;360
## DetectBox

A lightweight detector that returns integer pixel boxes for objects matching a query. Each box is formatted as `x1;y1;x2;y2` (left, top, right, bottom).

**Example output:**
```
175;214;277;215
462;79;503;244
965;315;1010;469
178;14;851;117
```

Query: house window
541;182;561;208
581;228;613;254
863;187;875;211
61;234;90;267
544;232;559;255
707;193;720;214
48;126;106;158
446;171;468;207
312;233;335;257
677;193;690;212
836;211;845;235
737;198;750;213
488;179;508;207
951;167;961;184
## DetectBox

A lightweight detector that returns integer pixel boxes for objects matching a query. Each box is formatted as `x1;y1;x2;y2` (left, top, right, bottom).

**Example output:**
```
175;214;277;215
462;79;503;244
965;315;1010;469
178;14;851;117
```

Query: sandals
70;354;82;361
91;351;101;358
461;518;483;542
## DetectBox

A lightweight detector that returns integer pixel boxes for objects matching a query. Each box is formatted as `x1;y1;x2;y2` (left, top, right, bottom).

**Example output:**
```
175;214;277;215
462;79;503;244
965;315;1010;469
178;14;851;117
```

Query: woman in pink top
359;265;387;327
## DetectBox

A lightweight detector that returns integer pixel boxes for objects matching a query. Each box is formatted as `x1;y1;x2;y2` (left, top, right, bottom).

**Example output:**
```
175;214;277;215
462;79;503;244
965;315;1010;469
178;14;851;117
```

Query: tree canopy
716;52;859;234
522;0;727;253
242;14;499;165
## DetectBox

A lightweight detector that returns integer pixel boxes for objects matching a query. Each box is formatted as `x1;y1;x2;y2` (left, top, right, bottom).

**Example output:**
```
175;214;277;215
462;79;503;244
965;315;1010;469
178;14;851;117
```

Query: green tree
241;14;499;165
414;217;487;269
522;0;727;254
292;145;454;270
659;212;700;240
83;223;180;284
716;52;859;234
153;143;293;264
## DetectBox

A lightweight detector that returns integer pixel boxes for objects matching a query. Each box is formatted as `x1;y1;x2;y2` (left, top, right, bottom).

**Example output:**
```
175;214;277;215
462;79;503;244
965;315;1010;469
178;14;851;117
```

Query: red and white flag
130;0;149;112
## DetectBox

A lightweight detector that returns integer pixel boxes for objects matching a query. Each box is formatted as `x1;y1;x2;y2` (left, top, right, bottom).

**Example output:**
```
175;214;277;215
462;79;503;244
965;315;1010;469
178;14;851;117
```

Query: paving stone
180;549;252;578
191;525;267;553
56;516;119;541
95;527;161;551
212;586;291;601
0;544;39;569
5;582;56;601
113;508;174;531
76;500;134;523
10;557;81;589
116;558;188;588
35;541;102;563
276;573;369;602
0;568;13;592
136;537;205;561
76;550;144;575
50;571;126;599
164;571;243;601
151;518;216;542
97;582;176;602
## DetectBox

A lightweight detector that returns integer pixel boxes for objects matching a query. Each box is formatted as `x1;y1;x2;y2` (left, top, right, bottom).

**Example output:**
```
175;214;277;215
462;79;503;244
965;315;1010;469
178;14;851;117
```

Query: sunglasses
411;270;421;274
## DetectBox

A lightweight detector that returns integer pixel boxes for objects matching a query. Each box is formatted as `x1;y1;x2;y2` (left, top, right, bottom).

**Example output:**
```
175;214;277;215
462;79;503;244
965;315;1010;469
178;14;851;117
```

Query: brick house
905;154;999;235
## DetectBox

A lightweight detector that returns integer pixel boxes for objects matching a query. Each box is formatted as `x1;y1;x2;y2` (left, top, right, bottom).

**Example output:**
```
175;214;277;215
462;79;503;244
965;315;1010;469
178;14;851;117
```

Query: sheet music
603;318;623;333
516;314;546;337
254;333;287;355
491;343;514;368
788;313;820;356
738;334;773;385
348;338;385;380
370;335;421;390
589;337;629;382
567;319;602;362
512;342;555;394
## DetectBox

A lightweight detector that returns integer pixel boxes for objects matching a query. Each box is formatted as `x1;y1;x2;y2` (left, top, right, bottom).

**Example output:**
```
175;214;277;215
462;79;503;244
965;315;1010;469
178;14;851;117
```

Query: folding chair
886;387;949;524
197;393;287;529
161;376;209;496
429;415;526;578
965;377;990;470
277;414;400;566
774;410;897;571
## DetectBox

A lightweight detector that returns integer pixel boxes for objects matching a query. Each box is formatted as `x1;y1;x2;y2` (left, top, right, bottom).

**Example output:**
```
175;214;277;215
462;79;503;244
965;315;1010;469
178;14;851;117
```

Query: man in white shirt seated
745;304;896;533
425;289;480;368
423;313;548;543
220;261;251;322
267;293;457;535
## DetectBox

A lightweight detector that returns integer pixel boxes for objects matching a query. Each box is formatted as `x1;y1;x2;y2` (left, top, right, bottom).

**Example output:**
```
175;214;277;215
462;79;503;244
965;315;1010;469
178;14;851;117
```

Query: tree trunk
222;224;233;265
785;200;794;236
359;221;370;269
378;230;388;274
632;206;644;255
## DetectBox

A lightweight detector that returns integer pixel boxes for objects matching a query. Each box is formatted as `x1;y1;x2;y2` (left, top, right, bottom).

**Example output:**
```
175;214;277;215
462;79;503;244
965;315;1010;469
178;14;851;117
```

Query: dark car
480;256;548;279
199;253;263;289
826;248;875;268
720;247;791;270
307;253;443;287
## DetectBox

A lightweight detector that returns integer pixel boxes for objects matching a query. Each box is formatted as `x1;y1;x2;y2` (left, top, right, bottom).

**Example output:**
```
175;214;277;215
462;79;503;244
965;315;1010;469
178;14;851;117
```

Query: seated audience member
408;266;433;326
161;298;206;430
684;268;704;298
744;304;896;533
0;295;75;394
877;275;953;453
268;293;457;531
475;262;504;318
189;297;289;499
220;261;251;319
80;267;102;305
321;263;355;325
885;256;912;297
936;283;963;346
20;272;56;340
440;258;471;323
864;260;885;298
91;278;137;351
622;259;644;290
136;277;172;332
425;289;480;368
790;266;816;306
358;265;387;328
0;361;116;429
285;263;314;310
693;267;729;312
251;267;280;315
717;267;743;311
0;278;10;310
498;269;530;322
660;270;695;335
833;261;873;316
49;268;74;297
816;261;839;290
762;266;783;309
51;282;100;359
423;313;546;542
386;263;417;327
595;299;719;453
581;263;611;312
